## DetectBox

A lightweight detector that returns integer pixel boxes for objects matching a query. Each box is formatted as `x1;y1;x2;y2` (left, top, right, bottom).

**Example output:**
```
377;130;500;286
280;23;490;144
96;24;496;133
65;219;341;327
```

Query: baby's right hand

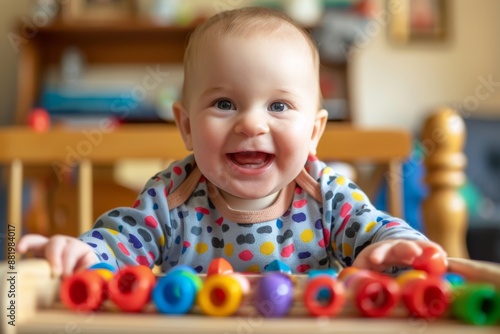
17;234;99;278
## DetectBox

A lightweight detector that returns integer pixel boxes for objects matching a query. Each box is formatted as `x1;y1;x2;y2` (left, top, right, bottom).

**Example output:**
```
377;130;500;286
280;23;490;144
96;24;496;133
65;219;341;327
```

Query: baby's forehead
188;23;318;68
205;21;312;50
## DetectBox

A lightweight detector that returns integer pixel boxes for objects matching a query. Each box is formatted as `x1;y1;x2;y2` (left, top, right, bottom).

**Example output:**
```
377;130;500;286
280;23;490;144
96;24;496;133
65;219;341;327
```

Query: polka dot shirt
79;154;426;273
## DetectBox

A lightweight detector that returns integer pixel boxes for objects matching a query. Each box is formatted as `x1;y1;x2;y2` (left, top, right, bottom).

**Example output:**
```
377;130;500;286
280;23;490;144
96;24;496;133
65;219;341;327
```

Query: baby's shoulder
144;155;197;194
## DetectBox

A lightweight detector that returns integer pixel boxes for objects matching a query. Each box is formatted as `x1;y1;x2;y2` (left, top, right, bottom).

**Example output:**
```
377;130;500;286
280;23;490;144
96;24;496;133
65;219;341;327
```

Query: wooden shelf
15;19;197;124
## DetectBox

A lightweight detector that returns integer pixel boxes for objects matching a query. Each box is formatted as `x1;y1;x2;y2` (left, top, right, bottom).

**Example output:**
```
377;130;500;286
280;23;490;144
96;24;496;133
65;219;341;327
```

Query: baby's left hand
352;239;447;273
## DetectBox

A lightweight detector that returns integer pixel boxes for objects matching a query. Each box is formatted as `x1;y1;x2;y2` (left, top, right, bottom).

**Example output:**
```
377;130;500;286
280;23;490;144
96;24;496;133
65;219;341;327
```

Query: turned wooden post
422;107;468;258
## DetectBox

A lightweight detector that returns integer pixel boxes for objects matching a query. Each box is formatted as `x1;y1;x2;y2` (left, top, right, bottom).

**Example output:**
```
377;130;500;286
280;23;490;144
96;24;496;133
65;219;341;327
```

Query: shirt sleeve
78;170;175;270
321;169;427;267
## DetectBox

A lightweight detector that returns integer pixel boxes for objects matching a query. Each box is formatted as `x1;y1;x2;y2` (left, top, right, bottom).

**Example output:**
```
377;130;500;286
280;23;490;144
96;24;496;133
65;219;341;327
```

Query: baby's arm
17;234;99;277
324;172;445;272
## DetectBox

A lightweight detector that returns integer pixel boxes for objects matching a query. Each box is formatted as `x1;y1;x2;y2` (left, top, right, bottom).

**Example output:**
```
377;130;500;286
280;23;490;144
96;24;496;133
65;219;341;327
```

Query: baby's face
181;29;326;203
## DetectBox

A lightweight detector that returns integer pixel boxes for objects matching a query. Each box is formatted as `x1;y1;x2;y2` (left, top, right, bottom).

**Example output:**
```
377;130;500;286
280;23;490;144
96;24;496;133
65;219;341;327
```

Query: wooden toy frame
1;258;500;334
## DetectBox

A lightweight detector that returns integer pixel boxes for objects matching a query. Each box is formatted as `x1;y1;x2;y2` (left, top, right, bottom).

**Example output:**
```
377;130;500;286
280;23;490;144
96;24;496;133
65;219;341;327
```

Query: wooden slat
0;124;190;164
317;124;411;162
0;124;410;164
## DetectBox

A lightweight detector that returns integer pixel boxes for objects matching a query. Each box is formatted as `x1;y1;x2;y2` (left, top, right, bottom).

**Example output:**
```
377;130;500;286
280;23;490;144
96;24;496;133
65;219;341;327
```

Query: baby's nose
234;110;270;136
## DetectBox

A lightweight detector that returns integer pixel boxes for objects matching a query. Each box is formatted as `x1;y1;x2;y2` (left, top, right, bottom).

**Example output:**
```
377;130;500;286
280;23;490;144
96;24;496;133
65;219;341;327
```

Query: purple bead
254;273;293;317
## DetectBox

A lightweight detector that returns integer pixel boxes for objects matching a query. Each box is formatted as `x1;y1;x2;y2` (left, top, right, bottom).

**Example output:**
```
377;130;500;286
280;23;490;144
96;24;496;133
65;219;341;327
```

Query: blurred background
1;0;499;261
1;0;499;129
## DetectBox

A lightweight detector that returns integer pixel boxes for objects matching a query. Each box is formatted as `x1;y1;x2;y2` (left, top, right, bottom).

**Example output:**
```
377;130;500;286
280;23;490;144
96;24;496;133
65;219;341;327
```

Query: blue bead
88;262;116;272
153;272;201;314
308;268;338;278
443;272;465;286
265;260;292;275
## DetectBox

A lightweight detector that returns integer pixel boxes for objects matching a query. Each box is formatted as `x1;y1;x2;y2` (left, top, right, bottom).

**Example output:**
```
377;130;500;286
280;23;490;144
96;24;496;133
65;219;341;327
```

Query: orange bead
207;258;234;277
338;266;360;282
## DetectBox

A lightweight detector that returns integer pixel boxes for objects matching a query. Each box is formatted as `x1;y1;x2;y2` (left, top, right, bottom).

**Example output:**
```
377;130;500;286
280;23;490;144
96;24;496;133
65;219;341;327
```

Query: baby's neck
219;189;280;210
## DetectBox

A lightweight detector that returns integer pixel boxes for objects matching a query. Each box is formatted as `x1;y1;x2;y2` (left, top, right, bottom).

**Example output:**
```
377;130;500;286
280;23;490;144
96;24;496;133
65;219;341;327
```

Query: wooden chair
0;108;467;258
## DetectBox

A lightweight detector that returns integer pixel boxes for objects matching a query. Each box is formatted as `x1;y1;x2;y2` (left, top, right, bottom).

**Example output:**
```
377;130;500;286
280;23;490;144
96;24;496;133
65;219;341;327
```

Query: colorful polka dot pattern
79;155;426;273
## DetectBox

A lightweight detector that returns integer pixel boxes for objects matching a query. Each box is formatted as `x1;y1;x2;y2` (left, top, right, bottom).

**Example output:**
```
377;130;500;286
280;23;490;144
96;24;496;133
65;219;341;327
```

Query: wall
350;0;500;133
0;0;30;125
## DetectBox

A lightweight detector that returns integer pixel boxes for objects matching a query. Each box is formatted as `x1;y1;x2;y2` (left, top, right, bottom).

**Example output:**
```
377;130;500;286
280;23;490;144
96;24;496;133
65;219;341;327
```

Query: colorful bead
412;247;447;276
303;275;345;317
107;265;156;312
307;268;337;278
443;272;465;287
452;283;500;326
350;271;400;317
153;270;202;314
60;270;107;311
206;258;234;277
254;273;294;317
197;275;243;316
338;266;359;282
265;260;292;275
396;270;428;287
401;276;451;318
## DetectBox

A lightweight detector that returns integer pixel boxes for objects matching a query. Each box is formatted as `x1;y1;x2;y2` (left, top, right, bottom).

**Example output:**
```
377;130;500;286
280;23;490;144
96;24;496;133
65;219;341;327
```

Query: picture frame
62;0;137;22
388;0;447;44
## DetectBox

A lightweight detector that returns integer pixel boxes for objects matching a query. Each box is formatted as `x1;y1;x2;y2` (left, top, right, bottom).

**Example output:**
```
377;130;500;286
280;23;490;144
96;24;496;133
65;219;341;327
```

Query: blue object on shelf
39;87;160;122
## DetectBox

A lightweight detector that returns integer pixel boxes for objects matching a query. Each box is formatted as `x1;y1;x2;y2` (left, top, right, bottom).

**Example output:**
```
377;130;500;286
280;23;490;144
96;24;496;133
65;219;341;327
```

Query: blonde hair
181;7;321;106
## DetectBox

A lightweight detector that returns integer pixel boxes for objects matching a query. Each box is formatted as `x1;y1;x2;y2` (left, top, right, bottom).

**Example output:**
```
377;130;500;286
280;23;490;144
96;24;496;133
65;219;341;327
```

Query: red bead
412;247;447;276
60;270;107;311
401;276;451;318
304;276;346;317
28;108;50;132
351;271;400;317
107;265;156;312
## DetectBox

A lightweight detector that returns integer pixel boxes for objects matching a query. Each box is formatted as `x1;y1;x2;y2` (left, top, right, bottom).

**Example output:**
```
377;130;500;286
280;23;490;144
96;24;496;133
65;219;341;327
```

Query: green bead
452;283;500;326
171;270;203;291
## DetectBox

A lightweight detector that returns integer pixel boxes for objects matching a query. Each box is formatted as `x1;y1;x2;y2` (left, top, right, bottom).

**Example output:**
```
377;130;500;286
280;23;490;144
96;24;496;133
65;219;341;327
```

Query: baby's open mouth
227;151;274;168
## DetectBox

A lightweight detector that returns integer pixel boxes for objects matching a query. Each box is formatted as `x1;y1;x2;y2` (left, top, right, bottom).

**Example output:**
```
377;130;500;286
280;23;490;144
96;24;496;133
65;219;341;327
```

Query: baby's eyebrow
200;86;230;99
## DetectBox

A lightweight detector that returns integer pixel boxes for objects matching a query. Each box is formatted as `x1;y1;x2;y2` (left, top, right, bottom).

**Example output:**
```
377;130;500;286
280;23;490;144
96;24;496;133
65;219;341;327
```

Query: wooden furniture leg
422;107;468;258
78;159;93;235
7;160;23;256
387;160;403;218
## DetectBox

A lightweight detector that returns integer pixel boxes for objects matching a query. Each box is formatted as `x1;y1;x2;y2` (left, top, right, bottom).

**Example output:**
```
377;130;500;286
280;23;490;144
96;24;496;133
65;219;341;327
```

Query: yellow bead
396;270;428;287
92;268;114;281
197;275;243;316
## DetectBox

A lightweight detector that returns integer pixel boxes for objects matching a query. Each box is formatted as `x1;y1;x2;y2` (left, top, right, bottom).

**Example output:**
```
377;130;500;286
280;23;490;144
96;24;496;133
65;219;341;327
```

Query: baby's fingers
44;235;69;277
16;234;49;256
61;240;98;277
370;240;422;266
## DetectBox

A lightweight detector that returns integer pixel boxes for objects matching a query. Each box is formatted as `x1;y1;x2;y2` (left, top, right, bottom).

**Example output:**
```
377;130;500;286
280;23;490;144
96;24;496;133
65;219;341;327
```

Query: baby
17;7;445;276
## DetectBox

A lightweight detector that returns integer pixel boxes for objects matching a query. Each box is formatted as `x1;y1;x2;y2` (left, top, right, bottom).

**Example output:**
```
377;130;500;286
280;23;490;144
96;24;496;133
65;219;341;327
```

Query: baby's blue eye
216;99;234;110
269;102;288;112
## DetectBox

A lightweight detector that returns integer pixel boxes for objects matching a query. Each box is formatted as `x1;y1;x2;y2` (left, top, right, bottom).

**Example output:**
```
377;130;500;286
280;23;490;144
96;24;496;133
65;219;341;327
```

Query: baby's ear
309;109;328;155
173;101;193;151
